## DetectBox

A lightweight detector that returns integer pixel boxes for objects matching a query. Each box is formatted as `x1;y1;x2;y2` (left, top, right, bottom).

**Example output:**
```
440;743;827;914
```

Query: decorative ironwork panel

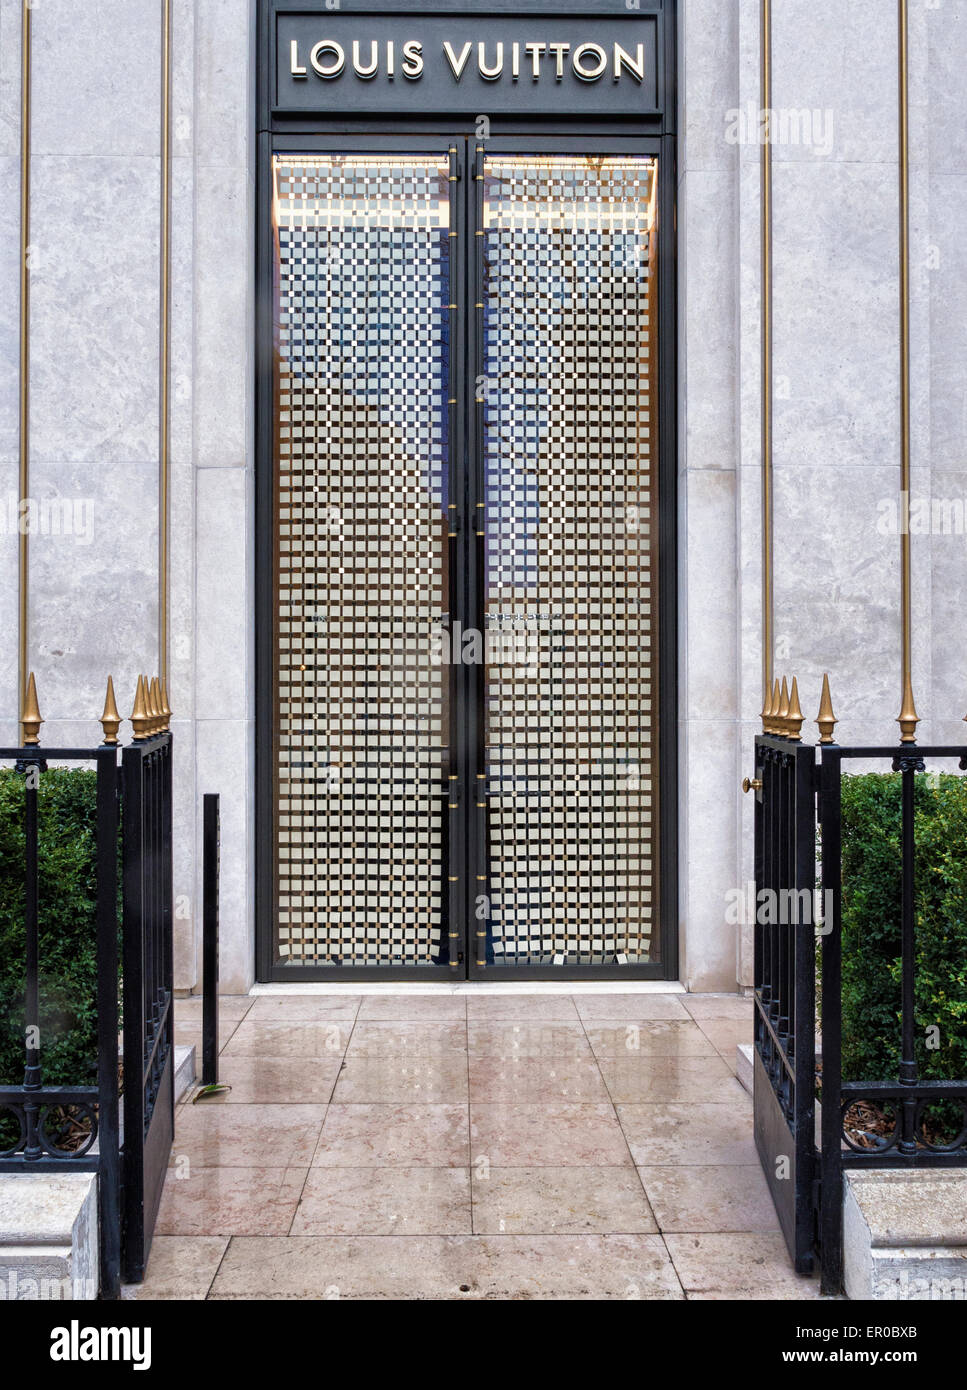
479;155;659;966
272;154;451;966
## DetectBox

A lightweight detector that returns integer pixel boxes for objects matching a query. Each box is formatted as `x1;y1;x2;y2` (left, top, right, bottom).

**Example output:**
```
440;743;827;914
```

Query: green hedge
840;771;967;1085
0;767;108;1089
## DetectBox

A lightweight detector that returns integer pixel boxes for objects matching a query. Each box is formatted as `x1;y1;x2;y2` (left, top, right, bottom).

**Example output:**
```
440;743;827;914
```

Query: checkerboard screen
272;154;452;966
480;155;659;967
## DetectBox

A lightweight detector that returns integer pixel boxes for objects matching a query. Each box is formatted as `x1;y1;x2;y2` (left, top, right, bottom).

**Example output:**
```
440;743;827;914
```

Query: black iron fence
750;735;817;1274
0;675;174;1300
0;741;122;1296
121;730;175;1285
750;715;967;1294
818;741;967;1293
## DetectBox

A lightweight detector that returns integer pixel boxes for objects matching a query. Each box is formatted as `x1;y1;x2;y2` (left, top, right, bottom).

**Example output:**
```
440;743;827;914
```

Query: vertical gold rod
898;0;914;728
760;0;775;708
18;1;32;741
159;0;172;682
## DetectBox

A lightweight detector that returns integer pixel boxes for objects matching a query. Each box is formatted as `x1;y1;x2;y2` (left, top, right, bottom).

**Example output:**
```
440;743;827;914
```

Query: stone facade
2;1;965;994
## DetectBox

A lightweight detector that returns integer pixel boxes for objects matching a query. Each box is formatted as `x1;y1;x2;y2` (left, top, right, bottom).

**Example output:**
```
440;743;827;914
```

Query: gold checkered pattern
272;155;451;966
480;156;659;966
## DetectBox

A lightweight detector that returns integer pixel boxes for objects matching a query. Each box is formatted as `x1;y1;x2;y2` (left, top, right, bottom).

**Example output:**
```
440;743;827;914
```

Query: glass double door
269;136;662;978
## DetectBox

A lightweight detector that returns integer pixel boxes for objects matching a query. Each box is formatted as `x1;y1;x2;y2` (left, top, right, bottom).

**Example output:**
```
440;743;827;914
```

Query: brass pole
159;0;172;683
760;0;775;720
896;0;919;744
18;2;32;742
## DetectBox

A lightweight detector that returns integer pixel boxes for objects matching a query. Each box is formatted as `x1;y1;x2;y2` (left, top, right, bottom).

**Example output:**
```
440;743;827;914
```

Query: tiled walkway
124;992;823;1300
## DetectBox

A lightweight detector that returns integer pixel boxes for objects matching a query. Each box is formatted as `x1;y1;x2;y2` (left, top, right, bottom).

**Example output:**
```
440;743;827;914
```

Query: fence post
894;748;925;1154
202;794;220;1086
819;744;844;1295
95;745;121;1299
20;756;42;1158
121;740;145;1283
793;741;818;1270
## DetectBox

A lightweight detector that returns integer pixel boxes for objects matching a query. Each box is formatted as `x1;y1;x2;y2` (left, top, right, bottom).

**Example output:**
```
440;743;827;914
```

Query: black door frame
255;1;678;983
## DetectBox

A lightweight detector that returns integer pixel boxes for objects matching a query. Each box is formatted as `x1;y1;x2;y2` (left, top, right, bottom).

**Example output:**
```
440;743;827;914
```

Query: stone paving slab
140;991;812;1299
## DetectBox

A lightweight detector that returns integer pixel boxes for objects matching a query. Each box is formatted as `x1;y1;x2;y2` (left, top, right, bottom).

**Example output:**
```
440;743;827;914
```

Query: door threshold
249;980;686;996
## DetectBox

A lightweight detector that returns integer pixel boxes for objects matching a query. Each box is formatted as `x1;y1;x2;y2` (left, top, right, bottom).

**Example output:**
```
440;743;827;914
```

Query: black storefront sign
272;11;662;115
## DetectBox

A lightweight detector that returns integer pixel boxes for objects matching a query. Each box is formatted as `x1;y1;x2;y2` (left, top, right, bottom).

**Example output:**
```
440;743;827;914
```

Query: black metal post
896;752;922;1153
792;742;817;1270
752;739;764;1055
163;737;174;1132
148;745;160;1036
95;746;121;1299
761;748;774;1011
202;793;220;1086
774;751;787;1043
121;741;146;1284
819;745;843;1295
21;762;42;1159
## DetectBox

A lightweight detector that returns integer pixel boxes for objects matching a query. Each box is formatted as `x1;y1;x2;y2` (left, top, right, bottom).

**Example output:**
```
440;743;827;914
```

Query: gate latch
742;776;763;795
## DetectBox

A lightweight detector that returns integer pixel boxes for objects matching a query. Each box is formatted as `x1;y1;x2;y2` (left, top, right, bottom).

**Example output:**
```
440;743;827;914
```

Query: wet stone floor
121;992;823;1301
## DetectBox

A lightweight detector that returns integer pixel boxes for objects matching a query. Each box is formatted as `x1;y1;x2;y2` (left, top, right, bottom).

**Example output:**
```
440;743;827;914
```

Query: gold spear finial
99;675;121;745
763;678;780;734
148;677;162;736
776;676;791;737
21;672;43;746
130;674;151;740
897;669;920;744
816;672;838;745
159;676;171;732
149;674;159;734
787;676;804;742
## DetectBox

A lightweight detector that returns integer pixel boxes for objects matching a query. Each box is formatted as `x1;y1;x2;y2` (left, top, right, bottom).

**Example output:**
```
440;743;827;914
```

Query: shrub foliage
840;772;967;1085
0;768;105;1088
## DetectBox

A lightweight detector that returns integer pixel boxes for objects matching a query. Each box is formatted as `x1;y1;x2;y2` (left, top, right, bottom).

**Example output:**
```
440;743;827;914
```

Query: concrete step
0;1172;99;1299
174;1042;196;1103
736;1042;754;1095
844;1170;967;1299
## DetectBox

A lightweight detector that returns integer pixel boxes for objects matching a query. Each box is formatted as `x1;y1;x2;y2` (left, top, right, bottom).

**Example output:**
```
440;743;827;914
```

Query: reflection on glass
481;155;659;966
272;155;451;966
